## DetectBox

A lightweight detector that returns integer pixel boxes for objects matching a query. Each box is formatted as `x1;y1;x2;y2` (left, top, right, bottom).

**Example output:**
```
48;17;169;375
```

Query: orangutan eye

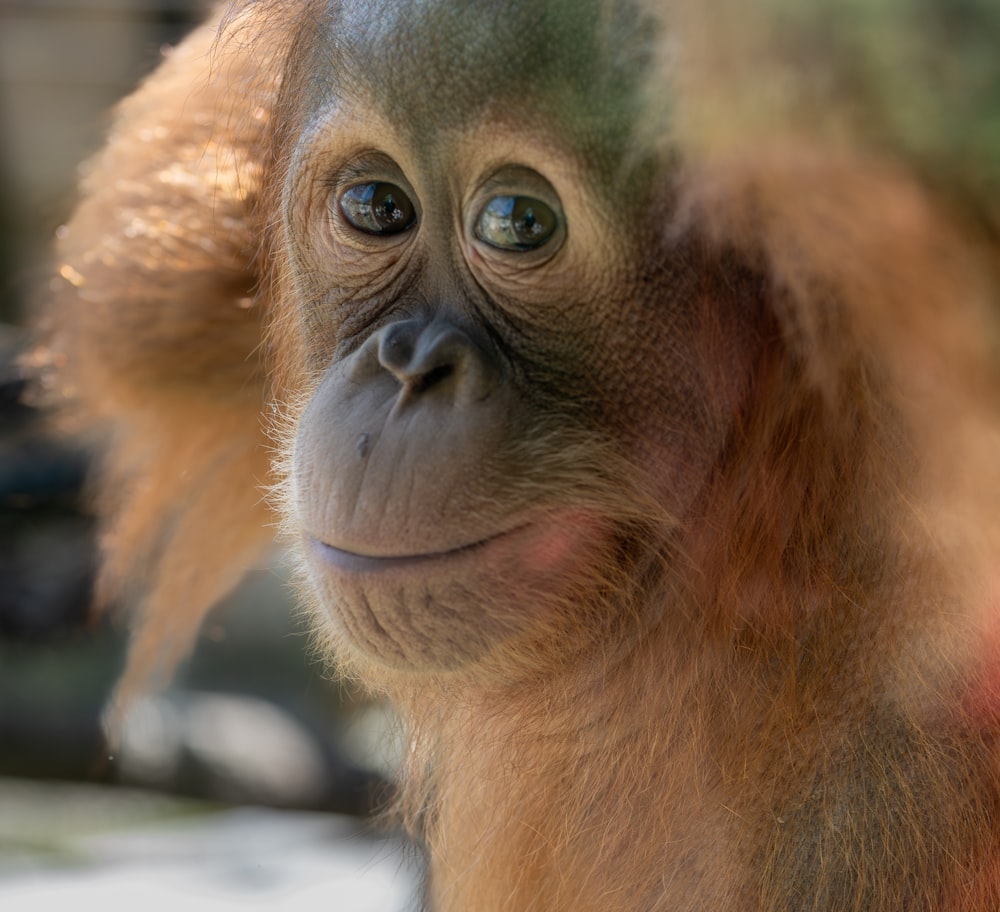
340;182;417;235
475;195;559;251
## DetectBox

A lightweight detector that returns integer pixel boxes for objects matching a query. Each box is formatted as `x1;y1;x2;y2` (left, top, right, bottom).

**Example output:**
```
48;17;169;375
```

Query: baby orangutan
42;0;1000;909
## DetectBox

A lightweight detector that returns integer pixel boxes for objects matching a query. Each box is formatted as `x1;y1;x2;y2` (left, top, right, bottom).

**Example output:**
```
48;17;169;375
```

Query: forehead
313;0;651;151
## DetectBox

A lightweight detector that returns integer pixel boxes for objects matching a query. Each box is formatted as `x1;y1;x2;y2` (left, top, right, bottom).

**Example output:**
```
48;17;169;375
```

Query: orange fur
39;1;1000;908
39;6;287;715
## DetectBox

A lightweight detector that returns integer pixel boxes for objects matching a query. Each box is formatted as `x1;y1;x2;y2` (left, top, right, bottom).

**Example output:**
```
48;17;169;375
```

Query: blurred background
0;1;420;907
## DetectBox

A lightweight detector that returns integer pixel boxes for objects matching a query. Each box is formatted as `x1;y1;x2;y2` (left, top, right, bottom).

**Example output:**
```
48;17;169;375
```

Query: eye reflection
475;196;558;251
339;182;416;235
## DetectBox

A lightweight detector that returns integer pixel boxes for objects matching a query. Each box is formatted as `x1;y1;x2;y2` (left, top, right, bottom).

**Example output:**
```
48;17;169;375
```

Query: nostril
378;322;418;376
378;320;463;390
375;317;494;406
409;362;454;394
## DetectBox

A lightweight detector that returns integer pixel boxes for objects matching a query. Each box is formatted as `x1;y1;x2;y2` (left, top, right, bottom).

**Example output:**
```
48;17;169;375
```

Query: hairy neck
385;555;987;912
391;623;757;911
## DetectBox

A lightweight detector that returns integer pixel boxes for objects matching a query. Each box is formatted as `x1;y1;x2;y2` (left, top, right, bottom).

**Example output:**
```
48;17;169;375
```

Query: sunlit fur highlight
38;0;1000;908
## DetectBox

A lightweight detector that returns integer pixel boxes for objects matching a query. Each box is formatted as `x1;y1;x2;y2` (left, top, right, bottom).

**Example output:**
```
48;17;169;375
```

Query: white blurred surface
0;780;420;911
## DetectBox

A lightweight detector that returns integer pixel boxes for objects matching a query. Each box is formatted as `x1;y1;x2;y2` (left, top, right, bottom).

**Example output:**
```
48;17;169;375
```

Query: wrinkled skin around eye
339;181;417;234
475;195;558;250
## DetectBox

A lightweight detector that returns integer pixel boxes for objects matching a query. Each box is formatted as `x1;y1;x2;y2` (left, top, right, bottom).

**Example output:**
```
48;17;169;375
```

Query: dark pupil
340;181;415;235
373;185;407;230
512;198;552;245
